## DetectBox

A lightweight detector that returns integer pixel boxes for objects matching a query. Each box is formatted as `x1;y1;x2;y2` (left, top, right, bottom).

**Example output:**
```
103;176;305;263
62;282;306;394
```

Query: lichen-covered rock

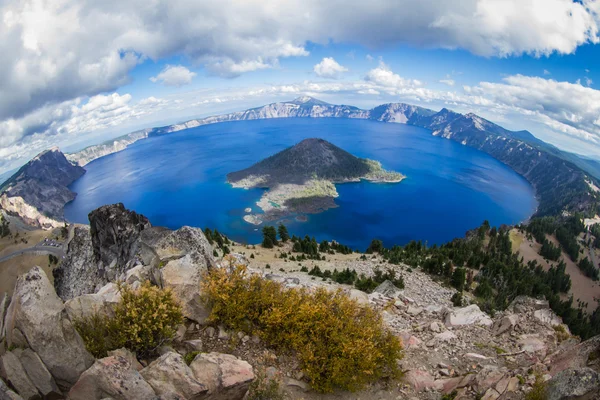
3;267;94;389
52;226;99;300
107;348;143;372
140;352;208;399
547;368;600;400
144;226;214;268
189;352;254;400
65;282;122;320
13;349;61;399
0;351;39;400
68;356;156;400
88;203;150;273
444;304;493;327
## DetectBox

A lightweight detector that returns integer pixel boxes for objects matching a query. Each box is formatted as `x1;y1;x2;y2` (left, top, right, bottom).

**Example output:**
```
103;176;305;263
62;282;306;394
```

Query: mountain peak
290;96;330;106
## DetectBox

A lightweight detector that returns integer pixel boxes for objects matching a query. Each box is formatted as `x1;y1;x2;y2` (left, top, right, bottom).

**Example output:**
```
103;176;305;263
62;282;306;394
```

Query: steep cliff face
0;148;85;228
88;203;151;271
412;111;597;216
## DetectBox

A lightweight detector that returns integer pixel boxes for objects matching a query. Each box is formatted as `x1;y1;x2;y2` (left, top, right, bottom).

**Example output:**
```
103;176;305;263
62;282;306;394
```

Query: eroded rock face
161;254;210;324
68;356;156;400
3;267;94;389
547;368;600;400
88;203;151;273
140;352;208;399
53;226;99;300
189;352;254;400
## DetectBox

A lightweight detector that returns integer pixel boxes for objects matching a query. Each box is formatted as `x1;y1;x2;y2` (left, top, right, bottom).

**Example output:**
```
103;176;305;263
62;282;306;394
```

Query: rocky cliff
0;147;85;229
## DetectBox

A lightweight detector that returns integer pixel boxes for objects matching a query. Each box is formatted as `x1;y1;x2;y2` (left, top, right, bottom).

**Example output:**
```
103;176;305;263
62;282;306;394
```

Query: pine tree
278;224;290;242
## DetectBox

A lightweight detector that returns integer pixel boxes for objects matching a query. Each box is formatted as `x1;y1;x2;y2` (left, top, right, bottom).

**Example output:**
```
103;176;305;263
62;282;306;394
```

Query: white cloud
366;54;374;62
3;0;600;171
543;69;551;75
313;57;348;79
150;65;196;87
365;61;423;91
465;75;600;146
439;79;455;86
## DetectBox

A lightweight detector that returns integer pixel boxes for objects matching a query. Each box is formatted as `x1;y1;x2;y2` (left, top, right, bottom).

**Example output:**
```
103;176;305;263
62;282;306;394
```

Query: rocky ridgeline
0;204;599;399
0;148;85;229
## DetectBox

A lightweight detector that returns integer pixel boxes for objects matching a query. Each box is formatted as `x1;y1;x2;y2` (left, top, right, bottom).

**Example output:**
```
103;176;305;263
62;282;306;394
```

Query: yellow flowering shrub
74;281;183;357
201;265;403;393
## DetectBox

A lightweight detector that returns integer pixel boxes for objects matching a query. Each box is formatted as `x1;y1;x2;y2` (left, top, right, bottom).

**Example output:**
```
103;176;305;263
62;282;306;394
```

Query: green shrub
74;281;183;358
247;367;284;400
184;351;200;365
525;374;547;400
201;265;402;393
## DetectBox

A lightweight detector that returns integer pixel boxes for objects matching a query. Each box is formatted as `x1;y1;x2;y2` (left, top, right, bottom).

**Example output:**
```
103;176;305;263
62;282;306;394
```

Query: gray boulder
373;280;401;298
445;304;493;327
88;203;151;273
0;352;39;400
0;378;24;400
140;352;208;399
547;368;600;400
3;266;94;389
68;356;156;400
64;282;122;321
161;254;210;324
189;352;255;400
14;349;61;399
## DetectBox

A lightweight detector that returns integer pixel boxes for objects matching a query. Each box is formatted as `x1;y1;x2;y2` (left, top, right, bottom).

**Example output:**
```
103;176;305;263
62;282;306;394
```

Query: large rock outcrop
54;204;214;302
54;204;151;300
190;352;255;400
3;266;94;389
0;147;85;228
88;203;150;273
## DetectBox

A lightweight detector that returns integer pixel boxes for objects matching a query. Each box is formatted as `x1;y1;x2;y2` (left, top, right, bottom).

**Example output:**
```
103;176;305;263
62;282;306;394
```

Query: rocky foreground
0;204;599;399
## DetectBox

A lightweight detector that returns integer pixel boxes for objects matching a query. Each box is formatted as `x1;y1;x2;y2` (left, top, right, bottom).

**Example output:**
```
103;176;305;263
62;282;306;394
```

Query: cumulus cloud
313;57;348;79
3;0;600;171
0;93;171;173
439;79;456;86
465;75;600;145
365;61;423;91
150;65;197;87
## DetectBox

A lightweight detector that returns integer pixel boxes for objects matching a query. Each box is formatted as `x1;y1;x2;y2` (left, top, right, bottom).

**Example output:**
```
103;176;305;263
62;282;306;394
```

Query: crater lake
65;118;537;249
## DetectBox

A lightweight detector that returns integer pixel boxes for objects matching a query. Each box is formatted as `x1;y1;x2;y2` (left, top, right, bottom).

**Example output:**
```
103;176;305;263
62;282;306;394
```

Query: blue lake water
65;118;537;250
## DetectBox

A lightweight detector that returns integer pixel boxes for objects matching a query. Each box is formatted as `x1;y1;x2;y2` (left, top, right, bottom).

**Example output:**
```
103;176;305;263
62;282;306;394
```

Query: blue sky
2;0;600;174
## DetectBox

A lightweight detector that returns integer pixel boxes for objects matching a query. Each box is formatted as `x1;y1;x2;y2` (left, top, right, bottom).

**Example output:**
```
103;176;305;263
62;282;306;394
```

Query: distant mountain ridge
0;147;85;228
67;96;600;218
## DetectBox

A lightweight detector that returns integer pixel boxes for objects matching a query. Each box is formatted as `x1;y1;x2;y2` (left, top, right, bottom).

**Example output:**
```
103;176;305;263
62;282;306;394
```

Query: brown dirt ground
0;255;55;296
511;229;600;312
